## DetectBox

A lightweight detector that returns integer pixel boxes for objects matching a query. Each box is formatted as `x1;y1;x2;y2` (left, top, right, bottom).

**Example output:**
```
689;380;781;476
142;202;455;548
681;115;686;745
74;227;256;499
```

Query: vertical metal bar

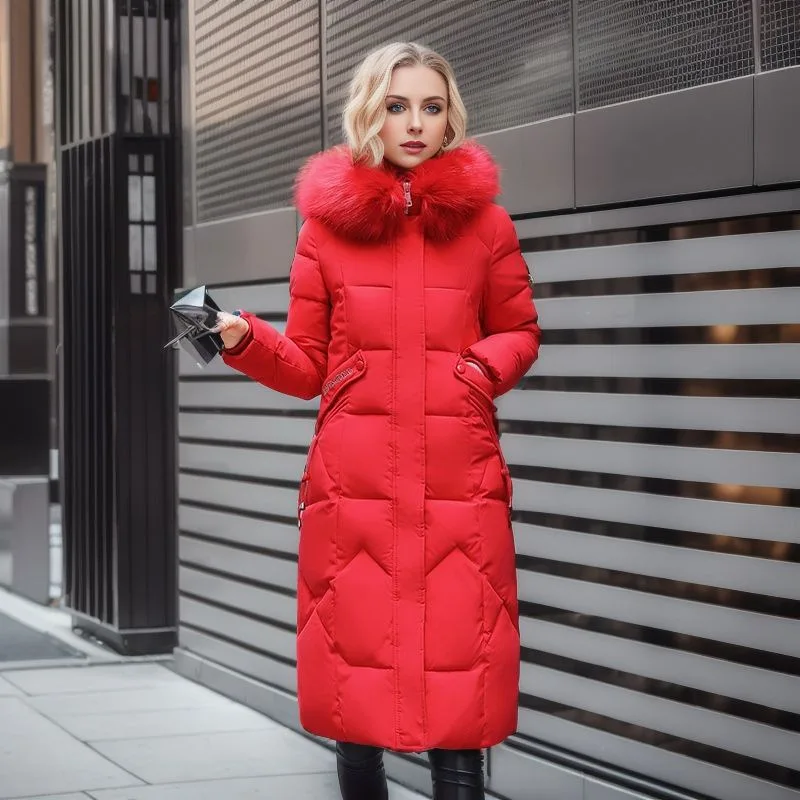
89;138;98;618
317;0;327;150
571;0;580;113
74;0;82;141
108;134;120;627
29;1;38;157
99;0;106;134
752;0;762;74
85;0;93;139
156;0;163;134
142;0;149;133
127;0;133;132
64;0;72;142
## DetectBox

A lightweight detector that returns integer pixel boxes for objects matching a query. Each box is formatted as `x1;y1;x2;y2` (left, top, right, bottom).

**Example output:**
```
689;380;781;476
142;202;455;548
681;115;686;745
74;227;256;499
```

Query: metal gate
56;0;181;654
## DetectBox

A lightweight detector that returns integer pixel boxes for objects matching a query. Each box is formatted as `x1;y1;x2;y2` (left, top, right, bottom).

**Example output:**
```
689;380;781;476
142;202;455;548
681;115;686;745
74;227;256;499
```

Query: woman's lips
400;143;426;154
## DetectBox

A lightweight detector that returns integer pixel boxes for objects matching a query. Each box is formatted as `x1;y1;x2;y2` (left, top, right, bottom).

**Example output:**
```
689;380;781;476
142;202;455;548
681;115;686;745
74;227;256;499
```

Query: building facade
174;2;797;800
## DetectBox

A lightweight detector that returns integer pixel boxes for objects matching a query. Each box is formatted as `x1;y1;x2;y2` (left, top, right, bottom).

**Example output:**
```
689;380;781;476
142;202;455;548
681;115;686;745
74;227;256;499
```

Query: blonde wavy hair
342;42;468;166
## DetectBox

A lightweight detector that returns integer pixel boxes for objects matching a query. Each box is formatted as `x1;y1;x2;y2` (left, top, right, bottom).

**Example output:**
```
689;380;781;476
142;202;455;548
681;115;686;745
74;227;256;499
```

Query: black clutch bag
165;285;224;366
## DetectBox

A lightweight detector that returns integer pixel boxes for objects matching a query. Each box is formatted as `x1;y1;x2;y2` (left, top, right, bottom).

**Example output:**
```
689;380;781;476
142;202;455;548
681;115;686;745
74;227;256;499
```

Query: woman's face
378;65;449;170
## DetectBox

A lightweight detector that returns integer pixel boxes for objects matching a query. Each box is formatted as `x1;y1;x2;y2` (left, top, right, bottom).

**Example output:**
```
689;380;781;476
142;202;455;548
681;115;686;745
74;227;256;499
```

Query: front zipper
402;179;412;215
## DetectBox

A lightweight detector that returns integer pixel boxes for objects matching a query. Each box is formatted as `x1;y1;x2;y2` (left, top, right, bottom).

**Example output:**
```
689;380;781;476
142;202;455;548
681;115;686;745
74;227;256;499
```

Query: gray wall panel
179;627;296;693
509;715;798;800
179;474;298;519
518;572;800;657
515;525;800;600
180;443;307;482
179;506;297;556
192;208;297;285
498;390;800;434
180;567;296;628
520;663;800;770
180;597;296;662
488;744;583;800
503;433;800;489
179;381;317;412
575;77;754;206
179;537;296;592
755;66;800;185
532;343;799;380
179;413;315;448
514;478;800;543
537;287;800;328
478;117;574;215
520;617;800;714
516;189;800;239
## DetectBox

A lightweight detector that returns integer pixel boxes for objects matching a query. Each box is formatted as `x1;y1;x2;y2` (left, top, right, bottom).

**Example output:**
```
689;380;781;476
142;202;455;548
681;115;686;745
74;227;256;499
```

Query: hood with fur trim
293;141;500;242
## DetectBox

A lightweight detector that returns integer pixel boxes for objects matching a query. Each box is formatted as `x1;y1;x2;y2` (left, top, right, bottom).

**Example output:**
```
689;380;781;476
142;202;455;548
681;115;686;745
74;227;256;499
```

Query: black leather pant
336;741;485;800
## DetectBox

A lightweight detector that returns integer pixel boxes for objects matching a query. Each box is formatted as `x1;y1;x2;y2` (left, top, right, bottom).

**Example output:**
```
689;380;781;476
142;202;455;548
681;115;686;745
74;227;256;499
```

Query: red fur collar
294;141;499;242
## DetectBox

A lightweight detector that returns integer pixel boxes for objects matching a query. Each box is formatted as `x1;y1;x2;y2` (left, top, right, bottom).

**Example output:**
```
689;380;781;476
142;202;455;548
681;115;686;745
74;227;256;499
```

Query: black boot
429;748;485;800
336;741;389;800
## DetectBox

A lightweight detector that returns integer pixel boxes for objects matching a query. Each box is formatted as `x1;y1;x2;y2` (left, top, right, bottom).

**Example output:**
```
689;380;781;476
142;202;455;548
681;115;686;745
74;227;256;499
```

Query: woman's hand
214;311;250;350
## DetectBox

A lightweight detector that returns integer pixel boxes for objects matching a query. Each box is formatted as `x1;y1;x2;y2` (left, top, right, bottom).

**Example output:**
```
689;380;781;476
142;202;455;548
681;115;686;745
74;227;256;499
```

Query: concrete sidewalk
0;661;426;799
0;590;425;799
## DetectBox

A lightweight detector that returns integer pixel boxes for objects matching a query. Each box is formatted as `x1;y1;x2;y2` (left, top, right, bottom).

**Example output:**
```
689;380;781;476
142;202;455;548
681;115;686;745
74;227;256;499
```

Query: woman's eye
426;104;442;114
387;103;404;113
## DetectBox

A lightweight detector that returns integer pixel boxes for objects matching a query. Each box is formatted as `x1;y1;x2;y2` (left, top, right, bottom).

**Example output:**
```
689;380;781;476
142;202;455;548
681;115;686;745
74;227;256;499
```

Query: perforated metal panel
324;0;573;146
193;0;321;221
577;0;754;110
761;0;800;70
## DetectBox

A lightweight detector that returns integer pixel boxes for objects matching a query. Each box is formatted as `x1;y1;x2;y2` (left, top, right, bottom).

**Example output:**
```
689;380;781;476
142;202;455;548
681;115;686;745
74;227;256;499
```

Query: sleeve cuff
221;314;254;357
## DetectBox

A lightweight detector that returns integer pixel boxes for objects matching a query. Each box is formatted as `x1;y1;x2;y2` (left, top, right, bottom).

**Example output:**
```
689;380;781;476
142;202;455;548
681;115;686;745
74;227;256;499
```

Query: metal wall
175;2;800;798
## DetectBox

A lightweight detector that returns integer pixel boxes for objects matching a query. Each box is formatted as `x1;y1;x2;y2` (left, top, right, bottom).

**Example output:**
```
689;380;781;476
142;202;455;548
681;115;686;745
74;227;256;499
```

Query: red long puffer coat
222;141;540;752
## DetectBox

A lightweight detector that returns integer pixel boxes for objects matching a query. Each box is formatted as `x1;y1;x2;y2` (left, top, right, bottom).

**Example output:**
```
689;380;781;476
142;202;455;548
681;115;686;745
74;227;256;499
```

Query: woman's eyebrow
386;94;446;103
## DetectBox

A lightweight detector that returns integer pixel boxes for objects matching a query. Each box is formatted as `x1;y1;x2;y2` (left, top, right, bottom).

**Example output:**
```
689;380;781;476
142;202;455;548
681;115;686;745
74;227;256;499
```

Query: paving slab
0;698;140;799
3;663;182;695
55;704;281;741
0;674;23;695
88;773;425;799
6;795;90;800
90;727;337;785
27;682;233;719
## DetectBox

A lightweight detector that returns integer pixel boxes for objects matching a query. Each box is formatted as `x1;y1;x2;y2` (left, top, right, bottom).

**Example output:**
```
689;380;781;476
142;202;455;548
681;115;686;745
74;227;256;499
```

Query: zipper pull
403;179;412;215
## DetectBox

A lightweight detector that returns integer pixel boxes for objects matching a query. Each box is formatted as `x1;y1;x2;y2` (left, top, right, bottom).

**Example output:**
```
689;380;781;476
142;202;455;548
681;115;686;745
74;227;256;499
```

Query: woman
215;42;540;800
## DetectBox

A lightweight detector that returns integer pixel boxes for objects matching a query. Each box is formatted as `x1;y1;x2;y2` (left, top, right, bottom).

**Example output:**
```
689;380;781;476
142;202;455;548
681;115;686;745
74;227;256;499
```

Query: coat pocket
454;356;512;514
299;350;368;529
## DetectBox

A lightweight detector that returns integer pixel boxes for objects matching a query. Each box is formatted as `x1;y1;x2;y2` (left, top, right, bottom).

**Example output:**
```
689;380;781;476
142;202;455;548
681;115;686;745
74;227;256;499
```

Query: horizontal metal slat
179;380;316;412
502;433;800;489
520;662;800;770
525;229;800;284
180;566;296;629
179;626;296;694
498;390;800;434
537;287;800;328
180;597;296;662
179;537;295;592
520;616;800;714
509;711;797;800
513;478;799;543
179;505;297;557
179;413;315;449
518;571;800;658
180;443;306;482
515;523;800;600
532;343;800;379
180;473;298;519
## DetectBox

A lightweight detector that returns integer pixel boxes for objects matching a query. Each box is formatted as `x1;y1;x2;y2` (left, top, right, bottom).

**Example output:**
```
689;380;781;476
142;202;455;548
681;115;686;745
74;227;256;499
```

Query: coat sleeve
463;207;541;396
221;222;330;400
